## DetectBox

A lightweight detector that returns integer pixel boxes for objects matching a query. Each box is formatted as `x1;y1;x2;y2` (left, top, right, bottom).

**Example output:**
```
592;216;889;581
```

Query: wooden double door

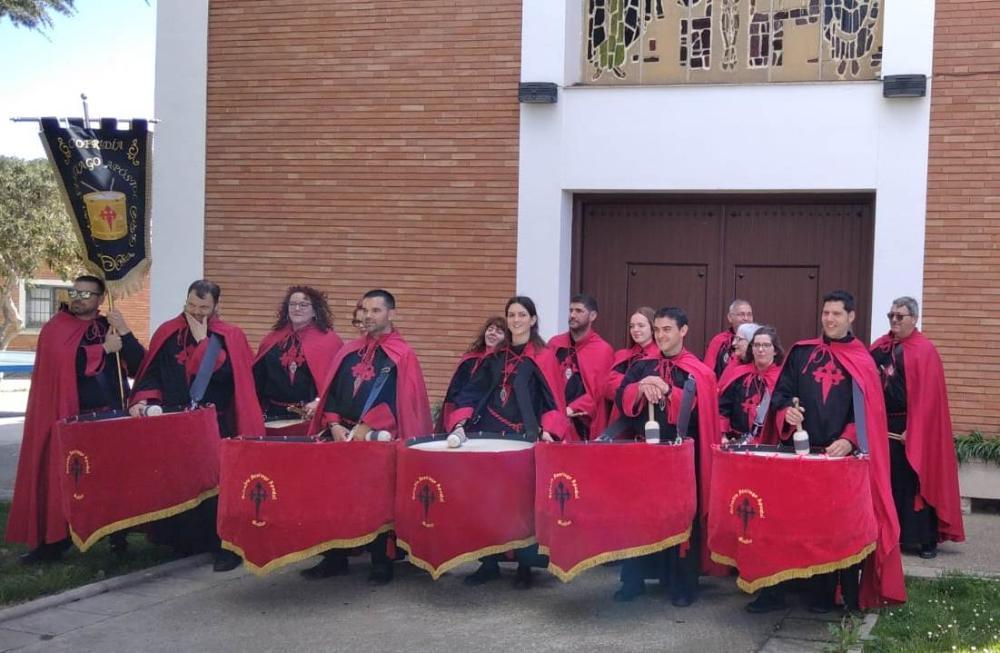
573;196;875;355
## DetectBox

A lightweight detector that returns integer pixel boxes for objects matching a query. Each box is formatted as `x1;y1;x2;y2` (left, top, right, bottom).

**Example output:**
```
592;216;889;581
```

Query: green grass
867;572;1000;653
0;501;181;607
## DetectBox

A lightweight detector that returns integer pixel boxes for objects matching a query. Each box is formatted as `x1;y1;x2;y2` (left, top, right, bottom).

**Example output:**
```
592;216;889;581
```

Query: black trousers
620;523;700;600
889;440;938;550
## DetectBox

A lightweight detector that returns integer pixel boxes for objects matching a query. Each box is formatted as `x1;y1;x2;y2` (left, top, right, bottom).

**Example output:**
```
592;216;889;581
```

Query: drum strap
851;380;870;455
676;374;697;440
360;364;394;418
189;334;222;407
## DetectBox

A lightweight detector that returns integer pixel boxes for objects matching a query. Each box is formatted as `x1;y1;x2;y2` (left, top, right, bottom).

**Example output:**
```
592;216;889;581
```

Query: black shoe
300;555;349;580
213;550;242;572
513;565;533;590
745;592;786;614
613;582;645;602
671;594;695;608
463;562;501;586
18;540;68;566
919;546;938;559
368;564;394;585
109;533;129;559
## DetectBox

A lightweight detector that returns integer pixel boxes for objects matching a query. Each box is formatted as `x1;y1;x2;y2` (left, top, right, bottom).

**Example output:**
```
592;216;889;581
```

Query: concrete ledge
0;553;211;625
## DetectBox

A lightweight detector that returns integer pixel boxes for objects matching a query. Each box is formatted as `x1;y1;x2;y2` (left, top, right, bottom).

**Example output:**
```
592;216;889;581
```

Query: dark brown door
734;265;819;347
627;263;709;355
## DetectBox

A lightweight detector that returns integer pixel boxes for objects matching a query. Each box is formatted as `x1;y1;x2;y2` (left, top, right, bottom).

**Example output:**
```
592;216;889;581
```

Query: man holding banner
7;275;145;564
129;279;264;571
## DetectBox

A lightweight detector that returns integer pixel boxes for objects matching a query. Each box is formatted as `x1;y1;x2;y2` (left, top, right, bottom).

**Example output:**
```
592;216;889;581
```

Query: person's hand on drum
825;438;853;458
329;423;351;442
129;401;147;418
784;404;806;428
302;399;319;419
638;376;670;404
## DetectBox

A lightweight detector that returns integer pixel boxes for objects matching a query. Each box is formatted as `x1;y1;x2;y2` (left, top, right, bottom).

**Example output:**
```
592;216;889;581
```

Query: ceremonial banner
218;439;396;575
535;440;696;581
55;407;220;551
394;436;535;579
708;447;878;593
39;117;152;296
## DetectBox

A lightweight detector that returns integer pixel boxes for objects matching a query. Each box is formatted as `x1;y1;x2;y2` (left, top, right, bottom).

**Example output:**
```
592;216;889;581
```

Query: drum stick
644;400;660;443
791;398;810;454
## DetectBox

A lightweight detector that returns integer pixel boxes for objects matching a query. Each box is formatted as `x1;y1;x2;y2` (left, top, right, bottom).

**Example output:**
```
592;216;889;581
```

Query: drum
54;407;220;551
263;418;311;437
394;433;535;579
217;438;395;575
707;444;878;593
535;439;696;581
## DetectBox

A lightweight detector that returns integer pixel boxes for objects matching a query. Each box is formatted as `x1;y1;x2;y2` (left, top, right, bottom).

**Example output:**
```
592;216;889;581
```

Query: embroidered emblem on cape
729;489;764;545
412;476;445;528
241;473;278;527
548;472;580;527
65;449;91;500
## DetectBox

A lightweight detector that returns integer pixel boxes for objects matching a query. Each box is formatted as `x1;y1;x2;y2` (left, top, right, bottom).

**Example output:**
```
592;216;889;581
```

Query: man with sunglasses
870;297;964;560
7;275;145;564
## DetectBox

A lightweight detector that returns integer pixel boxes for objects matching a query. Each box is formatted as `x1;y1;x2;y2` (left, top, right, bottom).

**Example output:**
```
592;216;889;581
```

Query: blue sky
0;0;157;160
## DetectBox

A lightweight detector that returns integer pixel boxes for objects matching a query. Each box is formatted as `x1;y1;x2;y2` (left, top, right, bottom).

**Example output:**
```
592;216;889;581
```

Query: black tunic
719;372;768;437
75;316;145;412
871;339;907;434
554;343;587;437
323;343;397;427
253;331;318;419
616;356;700;440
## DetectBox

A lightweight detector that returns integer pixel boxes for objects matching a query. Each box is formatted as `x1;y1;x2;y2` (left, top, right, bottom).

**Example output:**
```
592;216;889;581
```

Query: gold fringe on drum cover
395;536;538;581
540;526;692;583
711;541;876;594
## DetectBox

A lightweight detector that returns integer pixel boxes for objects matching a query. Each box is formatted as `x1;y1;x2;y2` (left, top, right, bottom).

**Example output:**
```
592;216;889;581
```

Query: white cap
736;323;761;341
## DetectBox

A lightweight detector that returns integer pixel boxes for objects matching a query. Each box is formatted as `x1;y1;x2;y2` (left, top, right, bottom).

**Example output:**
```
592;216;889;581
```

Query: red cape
621;348;726;575
131;314;265;437
780;338;906;608
7;311;92;547
254;323;344;394
717;362;780;440
604;341;660;428
309;330;432;440
703;329;734;374
871;330;964;543
548;330;614;439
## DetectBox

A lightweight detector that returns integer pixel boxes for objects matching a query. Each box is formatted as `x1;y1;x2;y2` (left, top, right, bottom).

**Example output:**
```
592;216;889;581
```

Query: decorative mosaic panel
584;0;883;84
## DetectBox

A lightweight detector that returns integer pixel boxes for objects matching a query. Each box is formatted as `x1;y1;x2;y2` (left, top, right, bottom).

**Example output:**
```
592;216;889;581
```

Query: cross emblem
735;496;756;537
250;481;268;523
554;480;572;518
741;392;761;423
417;482;436;523
99;205;117;230
69;456;84;489
812;360;845;404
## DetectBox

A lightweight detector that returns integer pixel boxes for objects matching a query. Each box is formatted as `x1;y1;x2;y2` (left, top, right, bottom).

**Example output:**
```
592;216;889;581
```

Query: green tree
0;156;82;349
0;0;75;31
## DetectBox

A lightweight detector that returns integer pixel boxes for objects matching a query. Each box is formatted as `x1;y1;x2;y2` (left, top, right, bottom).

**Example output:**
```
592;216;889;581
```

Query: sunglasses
887;312;911;322
68;289;99;299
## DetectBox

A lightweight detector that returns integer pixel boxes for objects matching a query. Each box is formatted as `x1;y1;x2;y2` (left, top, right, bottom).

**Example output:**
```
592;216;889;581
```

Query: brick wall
204;1;520;406
925;0;1000;434
8;267;150;351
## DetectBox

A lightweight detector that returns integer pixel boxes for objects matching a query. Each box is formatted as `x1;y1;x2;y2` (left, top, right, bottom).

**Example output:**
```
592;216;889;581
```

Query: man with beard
704;299;754;378
129;279;263;571
7;275;145;563
548;294;614;440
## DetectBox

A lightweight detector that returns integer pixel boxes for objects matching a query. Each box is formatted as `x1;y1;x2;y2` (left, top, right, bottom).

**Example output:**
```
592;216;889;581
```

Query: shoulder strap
189;334;222;407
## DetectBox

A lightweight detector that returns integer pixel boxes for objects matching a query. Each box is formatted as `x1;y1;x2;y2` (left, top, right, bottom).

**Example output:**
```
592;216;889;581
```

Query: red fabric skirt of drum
707;447;878;592
535;440;696;581
218;439;396;575
394;438;536;579
54;407;221;551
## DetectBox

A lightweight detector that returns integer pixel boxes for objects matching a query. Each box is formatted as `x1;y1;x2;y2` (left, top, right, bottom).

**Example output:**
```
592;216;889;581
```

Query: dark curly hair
467;316;506;354
272;286;333;332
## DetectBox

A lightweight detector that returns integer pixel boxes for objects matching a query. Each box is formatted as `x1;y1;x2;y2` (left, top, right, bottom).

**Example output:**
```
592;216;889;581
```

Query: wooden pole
107;292;127;411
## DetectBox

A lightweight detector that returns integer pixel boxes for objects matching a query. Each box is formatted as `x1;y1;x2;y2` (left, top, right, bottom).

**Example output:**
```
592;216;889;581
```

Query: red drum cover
535;439;696;581
218;439;395;575
55;407;220;551
708;447;878;592
394;437;535;579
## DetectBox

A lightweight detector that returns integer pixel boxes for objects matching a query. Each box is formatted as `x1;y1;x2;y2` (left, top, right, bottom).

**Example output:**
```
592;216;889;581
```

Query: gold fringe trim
538;527;692;583
70;487;219;552
221;523;393;577
710;541;877;594
395;536;537;580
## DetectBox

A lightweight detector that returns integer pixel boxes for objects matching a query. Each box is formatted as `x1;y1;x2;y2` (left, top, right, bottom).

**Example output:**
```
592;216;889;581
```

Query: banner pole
107;292;127;411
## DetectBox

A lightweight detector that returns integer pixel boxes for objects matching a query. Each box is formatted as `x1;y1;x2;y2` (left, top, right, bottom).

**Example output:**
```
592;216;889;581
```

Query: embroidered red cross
741;392;761;421
100;206;117;230
812;360;845;404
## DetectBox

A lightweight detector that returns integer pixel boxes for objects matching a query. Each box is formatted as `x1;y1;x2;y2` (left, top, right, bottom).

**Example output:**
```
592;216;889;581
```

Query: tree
0;0;75;31
0;156;82;349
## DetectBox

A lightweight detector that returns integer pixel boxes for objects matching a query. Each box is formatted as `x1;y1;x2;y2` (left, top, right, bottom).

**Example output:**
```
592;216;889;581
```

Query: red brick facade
925;1;1000;433
203;1;521;404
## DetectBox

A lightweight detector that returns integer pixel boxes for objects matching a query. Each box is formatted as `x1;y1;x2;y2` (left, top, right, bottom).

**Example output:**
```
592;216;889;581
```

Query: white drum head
411;438;534;453
265;419;306;429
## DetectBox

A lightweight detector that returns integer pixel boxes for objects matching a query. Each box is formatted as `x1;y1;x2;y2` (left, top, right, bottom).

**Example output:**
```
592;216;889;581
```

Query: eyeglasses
68;289;98;299
288;302;313;310
887;312;911;321
752;342;774;350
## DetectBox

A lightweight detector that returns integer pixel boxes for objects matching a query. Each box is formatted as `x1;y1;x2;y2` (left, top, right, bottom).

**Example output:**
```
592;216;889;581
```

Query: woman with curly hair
437;316;506;431
253;286;343;422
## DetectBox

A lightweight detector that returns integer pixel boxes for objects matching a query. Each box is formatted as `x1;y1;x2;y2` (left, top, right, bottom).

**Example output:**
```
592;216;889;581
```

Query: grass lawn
0;501;181;608
867;572;1000;652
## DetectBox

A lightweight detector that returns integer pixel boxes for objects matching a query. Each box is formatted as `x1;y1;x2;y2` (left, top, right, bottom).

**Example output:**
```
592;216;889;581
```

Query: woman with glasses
253;286;343;421
718;325;784;441
437;316;506;431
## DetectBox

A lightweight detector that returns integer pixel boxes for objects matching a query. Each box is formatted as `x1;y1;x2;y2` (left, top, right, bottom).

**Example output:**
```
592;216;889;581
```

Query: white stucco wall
149;0;209;329
518;0;936;338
